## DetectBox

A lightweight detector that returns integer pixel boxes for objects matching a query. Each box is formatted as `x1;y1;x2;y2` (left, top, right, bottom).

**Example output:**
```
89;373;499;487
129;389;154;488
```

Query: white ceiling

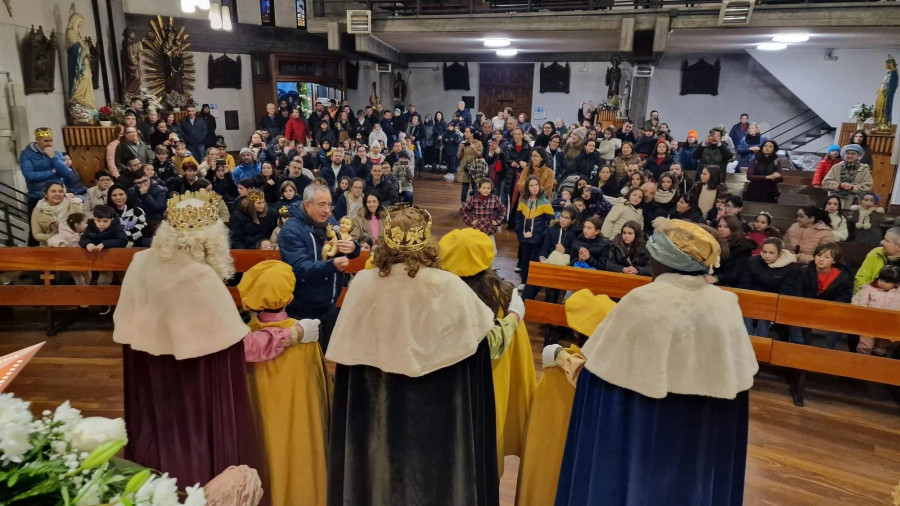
374;27;900;55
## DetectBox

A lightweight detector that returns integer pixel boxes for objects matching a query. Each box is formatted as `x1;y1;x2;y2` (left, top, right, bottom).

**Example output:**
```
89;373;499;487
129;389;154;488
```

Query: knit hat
646;217;721;272
827;144;840;153
439;228;494;277
239;147;253;156
571;127;588;141
237;260;296;311
687;130;698;139
564;289;616;337
841;143;863;157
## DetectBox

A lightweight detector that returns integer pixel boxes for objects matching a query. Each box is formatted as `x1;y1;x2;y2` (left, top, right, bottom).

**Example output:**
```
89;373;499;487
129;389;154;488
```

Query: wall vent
376;63;392;73
346;10;371;34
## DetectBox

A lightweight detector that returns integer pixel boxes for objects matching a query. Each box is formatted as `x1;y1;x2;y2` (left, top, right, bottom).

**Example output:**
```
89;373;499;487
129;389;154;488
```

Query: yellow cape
514;345;581;506
247;315;333;506
491;319;537;476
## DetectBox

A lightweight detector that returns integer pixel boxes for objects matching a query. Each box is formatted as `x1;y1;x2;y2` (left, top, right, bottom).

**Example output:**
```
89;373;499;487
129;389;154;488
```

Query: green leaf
75;440;126;473
123;469;150;495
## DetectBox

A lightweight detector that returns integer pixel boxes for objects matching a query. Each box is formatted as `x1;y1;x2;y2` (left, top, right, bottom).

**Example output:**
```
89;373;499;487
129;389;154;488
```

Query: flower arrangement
140;87;162;113
164;91;190;110
98;106;114;122
848;103;874;122
0;393;205;505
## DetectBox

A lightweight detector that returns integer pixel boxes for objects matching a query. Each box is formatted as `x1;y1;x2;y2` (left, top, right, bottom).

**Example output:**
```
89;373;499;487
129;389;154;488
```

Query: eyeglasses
313;202;334;211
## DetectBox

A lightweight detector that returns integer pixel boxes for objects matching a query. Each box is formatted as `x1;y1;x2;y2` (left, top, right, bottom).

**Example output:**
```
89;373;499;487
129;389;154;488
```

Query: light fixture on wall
496;48;518;57
484;38;511;48
181;0;196;13
209;0;233;30
757;42;787;51
222;4;233;30
772;33;809;43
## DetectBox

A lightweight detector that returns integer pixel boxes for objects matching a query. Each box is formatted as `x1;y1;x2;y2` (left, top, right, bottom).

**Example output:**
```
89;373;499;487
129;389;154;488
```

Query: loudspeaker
632;29;655;63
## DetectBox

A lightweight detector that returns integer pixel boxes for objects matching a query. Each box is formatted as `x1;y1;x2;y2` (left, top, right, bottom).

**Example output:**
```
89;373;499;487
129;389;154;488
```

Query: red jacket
812;156;841;187
284;116;312;144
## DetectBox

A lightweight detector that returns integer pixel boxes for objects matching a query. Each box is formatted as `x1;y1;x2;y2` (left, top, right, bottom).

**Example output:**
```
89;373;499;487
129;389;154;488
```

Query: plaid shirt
460;192;506;235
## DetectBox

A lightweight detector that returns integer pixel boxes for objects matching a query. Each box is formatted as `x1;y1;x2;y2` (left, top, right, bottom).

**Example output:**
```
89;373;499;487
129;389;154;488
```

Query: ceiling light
772;33;809;43
496;48;518;57
484;38;511;48
757;42;787;51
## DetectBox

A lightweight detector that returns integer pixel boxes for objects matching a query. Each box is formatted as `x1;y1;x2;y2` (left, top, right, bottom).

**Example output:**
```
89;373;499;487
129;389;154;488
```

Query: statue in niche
20;25;57;95
142;16;195;96
369;81;378;108
393;71;408;105
65;9;96;124
873;55;898;131
121;27;143;98
606;55;622;98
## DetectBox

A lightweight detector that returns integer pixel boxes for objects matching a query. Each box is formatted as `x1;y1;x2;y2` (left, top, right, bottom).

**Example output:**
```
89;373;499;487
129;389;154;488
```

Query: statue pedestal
839;122;896;202
62;126;120;184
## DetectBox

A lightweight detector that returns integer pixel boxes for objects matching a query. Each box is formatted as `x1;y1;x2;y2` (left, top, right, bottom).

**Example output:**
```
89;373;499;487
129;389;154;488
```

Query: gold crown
383;204;432;252
34;128;53;140
166;189;220;231
247;190;266;202
279;205;290;217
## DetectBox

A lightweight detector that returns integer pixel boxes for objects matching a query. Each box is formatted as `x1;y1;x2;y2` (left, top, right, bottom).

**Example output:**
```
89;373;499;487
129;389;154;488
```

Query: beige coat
612;154;643;181
600;202;643;239
31;199;84;246
784;222;835;264
350;207;384;243
456;139;483;183
821;162;873;207
83;186;109;218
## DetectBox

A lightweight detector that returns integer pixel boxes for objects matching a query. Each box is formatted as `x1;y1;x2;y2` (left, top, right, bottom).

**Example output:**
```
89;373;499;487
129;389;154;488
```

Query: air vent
346;10;371;34
633;65;654;78
718;0;754;26
376;63;392;73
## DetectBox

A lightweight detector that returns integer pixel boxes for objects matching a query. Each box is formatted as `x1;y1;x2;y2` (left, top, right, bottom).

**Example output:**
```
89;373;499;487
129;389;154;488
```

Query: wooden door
479;63;534;123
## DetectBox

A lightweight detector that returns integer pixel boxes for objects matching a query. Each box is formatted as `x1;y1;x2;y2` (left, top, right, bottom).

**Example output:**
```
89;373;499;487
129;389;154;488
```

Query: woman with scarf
744;140;783;203
31;181;84;245
735;123;767;170
107;183;147;247
821;143;873;208
564;127;587;167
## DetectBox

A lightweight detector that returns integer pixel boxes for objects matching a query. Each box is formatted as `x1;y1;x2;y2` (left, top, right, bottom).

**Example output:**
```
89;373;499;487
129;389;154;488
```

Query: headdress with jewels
34;128;53;140
166;189;220;231
247;190;266;202
383;203;432;252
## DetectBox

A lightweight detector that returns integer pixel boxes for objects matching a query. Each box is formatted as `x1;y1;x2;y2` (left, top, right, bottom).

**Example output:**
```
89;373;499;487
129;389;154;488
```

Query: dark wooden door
479;63;534;123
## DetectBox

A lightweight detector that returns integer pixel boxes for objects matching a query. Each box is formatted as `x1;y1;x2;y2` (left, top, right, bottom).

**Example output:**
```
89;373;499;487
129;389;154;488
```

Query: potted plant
848;103;874;129
164;91;188;111
98;106;114;127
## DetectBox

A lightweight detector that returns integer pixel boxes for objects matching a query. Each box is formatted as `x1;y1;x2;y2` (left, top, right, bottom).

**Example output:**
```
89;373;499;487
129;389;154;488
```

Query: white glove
508;289;525;321
297;319;320;344
542;345;563;369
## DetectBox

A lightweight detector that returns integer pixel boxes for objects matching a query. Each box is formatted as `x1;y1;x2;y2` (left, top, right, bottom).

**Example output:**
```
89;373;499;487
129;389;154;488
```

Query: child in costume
237;260;329;506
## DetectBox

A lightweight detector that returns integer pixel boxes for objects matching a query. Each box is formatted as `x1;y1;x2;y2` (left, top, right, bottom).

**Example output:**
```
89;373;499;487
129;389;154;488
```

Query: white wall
346;64;379;112
748;48;900;135
531;61;630;127
406;63;480;117
647;53;808;142
188;51;255;148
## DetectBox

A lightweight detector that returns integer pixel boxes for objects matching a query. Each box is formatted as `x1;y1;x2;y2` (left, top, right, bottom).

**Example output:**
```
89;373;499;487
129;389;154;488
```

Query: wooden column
838;122;897;202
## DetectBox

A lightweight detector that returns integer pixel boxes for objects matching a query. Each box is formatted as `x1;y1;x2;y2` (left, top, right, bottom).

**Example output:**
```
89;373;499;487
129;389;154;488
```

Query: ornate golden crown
279;205;290;217
166;189;220;231
383;204;432;252
34;128;53;140
247;190;266;202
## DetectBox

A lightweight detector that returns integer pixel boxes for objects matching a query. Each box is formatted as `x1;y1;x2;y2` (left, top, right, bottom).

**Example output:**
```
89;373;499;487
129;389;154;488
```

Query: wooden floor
2;174;899;505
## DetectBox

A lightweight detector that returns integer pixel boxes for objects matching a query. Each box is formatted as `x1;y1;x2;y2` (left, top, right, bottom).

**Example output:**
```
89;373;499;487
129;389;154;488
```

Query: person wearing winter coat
597;128;620;163
823;196;849;242
611;142;642;182
580;185;613;219
127;173;168;221
675;131;700;174
533;122;556;149
688;165;727;223
602;187;644;239
709;215;757;288
812;144;842;187
392;153;416;204
232;148;262;183
850;192;885;245
788;243;853;347
821;143;873;207
106;184;148;247
284;109;313;146
604;220;651;276
564;128;587;167
349;193;386;244
230;191;278;249
546;135;568;182
461;178;506;241
179;107;208;159
517;148;556;197
692;130;732;173
639;182;668;237
743;140;783;204
368;123;388;149
735;123;767;170
852;265;900;356
668;192;705;224
747;211;782;254
79;205;128;250
784;205;836;264
569;141;604;182
456;127;484;201
516;176;555;289
739;238;797;337
568;216;608;270
365;162;400;207
644;140;674;181
31;182;84;246
19;128;75;210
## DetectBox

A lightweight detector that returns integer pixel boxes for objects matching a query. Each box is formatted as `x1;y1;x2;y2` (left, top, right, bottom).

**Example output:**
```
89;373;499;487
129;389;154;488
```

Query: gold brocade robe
491;318;537;476
247;315;332;506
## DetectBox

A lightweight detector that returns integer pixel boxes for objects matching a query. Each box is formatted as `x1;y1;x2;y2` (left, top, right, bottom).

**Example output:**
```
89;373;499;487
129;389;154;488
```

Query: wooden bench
522;262;900;405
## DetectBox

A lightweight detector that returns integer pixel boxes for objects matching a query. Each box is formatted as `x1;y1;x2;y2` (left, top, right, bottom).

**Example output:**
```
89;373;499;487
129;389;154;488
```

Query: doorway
479;63;534;125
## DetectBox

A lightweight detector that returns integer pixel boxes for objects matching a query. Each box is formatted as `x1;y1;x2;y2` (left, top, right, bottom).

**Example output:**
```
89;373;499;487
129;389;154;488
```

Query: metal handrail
761;109;815;137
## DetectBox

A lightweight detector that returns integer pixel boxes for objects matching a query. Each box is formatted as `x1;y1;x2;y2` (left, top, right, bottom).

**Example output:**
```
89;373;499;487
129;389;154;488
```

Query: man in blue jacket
179;105;208;160
19;128;74;243
320;149;355;192
231;148;261;182
278;184;360;350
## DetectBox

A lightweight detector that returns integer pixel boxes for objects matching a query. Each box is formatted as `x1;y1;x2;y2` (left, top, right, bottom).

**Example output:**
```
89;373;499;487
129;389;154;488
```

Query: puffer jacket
79;219;127;248
793;262;853;303
611;154;642;181
569;150;603;181
739;249;797;294
539;222;580;259
604;235;650;276
812;153;841;187
515;197;554;246
278;202;361;310
19;144;73;199
713;237;757;287
230;208;278;249
597;138;620;161
675;143;699;173
784;222;835;264
601;202;643;239
568;233;608;270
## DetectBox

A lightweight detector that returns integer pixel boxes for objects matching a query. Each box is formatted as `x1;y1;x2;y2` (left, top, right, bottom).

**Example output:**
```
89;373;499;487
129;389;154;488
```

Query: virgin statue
65;10;95;123
873;55;898;131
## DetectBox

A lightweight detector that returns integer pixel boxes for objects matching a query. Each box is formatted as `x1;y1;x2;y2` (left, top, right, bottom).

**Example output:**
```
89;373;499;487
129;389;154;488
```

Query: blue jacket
735;134;768;169
278;202;360;309
458;108;473;128
320;164;356;192
128;181;168;220
232;162;261;182
675;143;699;173
179;116;208;146
19;144;72;199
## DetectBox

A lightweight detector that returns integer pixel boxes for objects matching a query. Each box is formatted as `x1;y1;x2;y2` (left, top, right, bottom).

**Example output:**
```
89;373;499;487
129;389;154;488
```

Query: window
296;0;307;28
260;0;274;26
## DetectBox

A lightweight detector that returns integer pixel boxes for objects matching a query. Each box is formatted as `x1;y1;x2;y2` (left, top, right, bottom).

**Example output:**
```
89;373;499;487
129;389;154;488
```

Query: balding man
456;100;473;128
258;103;284;139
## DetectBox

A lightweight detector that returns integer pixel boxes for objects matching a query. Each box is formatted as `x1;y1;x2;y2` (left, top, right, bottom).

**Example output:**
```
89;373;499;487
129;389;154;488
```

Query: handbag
546;228;571;266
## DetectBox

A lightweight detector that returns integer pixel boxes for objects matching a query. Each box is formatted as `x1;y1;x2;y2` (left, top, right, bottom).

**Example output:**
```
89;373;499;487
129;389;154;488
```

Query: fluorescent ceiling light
496;48;518;57
772;33;809;43
484;38;511;48
757;42;787;51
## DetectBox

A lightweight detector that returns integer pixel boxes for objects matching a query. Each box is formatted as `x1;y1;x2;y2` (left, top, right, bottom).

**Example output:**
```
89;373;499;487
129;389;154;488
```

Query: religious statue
142;16;195;97
20;26;57;95
66;10;96;124
369;81;378;108
393;71;407;105
84;37;100;90
121;27;143;98
873;54;898;131
606;55;622;99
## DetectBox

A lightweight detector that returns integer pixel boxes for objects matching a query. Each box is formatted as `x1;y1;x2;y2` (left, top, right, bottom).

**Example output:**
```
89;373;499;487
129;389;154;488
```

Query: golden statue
873;55;898;131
